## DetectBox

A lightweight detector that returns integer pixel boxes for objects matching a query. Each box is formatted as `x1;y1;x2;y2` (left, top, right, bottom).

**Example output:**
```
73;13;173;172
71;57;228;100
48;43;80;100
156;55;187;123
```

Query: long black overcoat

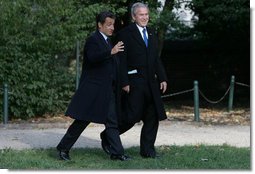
117;23;168;122
65;31;117;124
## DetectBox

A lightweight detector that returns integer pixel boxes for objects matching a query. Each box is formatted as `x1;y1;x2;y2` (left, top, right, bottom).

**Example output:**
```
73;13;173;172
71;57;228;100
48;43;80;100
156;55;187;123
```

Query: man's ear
98;22;102;29
131;15;135;22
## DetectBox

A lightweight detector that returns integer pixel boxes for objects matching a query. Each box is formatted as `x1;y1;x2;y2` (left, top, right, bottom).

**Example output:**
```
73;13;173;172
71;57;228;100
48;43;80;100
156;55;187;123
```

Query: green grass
0;145;250;170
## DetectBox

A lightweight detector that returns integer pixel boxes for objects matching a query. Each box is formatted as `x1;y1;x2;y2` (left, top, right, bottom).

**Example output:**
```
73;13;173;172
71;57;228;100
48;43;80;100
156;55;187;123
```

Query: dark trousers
57;89;124;155
119;83;159;155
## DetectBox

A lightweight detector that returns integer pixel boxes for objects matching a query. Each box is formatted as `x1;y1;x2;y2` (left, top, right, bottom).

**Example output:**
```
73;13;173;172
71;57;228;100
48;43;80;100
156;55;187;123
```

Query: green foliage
1;0;248;120
0;0;127;119
0;145;250;169
189;0;250;42
182;0;250;86
0;0;181;120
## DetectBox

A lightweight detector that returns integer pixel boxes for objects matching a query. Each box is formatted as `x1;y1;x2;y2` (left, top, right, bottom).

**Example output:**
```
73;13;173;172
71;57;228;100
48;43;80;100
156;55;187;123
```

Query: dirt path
0;120;250;150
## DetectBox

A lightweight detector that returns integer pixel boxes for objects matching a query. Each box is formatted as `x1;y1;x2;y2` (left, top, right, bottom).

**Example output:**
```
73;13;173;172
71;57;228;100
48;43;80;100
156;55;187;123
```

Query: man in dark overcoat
101;2;168;159
56;11;130;161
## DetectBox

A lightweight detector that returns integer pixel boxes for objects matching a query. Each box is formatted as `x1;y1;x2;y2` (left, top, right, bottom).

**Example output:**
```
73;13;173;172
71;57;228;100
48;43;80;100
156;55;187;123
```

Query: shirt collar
99;31;108;41
136;24;146;33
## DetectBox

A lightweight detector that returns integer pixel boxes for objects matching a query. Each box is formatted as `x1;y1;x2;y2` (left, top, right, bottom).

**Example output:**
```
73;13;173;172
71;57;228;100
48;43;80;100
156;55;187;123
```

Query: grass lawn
0;145;250;170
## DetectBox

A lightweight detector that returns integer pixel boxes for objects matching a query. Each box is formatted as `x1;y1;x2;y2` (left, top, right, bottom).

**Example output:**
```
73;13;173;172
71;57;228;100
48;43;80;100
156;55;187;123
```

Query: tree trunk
158;0;174;57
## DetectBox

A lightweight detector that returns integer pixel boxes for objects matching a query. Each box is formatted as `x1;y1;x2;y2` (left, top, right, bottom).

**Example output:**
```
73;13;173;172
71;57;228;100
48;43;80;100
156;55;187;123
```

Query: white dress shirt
136;24;148;40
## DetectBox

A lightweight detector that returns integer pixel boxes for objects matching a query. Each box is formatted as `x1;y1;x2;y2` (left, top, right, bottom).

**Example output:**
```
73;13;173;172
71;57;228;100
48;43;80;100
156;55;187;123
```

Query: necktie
106;38;112;48
142;28;148;47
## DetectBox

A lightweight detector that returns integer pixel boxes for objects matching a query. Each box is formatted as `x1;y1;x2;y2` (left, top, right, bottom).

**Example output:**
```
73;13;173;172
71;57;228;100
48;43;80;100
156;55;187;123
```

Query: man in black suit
56;11;130;161
101;2;168;158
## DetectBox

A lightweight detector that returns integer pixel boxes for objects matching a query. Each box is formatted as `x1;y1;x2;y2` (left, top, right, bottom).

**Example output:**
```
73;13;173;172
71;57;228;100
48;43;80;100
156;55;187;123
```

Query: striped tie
106;38;112;48
142;28;148;47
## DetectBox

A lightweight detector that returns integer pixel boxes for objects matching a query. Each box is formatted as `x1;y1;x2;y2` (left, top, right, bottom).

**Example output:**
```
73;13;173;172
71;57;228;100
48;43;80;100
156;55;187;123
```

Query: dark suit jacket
117;23;168;121
65;30;117;124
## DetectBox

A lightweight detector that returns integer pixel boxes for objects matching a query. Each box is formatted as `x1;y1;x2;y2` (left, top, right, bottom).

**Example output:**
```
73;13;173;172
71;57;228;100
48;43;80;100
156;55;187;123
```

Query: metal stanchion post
228;75;235;112
194;81;200;122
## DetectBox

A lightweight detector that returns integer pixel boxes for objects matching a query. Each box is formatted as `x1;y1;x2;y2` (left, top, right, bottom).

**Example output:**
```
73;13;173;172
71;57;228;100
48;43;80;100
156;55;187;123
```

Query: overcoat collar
95;30;110;49
128;23;153;49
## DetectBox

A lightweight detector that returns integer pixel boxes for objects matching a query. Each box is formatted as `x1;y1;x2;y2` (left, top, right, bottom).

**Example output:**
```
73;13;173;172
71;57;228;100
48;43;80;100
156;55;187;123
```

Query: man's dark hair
96;11;116;29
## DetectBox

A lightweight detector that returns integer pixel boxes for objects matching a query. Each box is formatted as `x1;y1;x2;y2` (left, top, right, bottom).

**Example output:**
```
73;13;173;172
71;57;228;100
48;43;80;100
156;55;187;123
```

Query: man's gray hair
131;2;149;16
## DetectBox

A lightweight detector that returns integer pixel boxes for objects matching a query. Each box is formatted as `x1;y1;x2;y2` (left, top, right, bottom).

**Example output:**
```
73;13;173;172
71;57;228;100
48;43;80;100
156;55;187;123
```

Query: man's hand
160;81;167;94
111;41;124;55
122;85;130;93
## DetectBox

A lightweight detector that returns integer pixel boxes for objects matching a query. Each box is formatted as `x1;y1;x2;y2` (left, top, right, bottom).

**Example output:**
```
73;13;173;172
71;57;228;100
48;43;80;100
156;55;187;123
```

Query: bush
0;0;126;119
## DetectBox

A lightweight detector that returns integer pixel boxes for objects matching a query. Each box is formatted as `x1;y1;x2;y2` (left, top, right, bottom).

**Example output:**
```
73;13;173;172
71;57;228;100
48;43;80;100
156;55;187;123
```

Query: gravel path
0;120;250;150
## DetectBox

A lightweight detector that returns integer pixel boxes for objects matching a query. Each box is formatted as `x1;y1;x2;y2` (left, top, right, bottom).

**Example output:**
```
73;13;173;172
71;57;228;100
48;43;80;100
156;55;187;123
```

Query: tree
189;0;249;42
0;0;180;119
187;0;250;90
0;0;127;119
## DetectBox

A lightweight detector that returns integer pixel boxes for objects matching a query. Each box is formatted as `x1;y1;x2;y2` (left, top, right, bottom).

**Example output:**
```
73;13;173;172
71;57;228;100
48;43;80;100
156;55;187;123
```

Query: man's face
132;7;149;27
98;17;115;36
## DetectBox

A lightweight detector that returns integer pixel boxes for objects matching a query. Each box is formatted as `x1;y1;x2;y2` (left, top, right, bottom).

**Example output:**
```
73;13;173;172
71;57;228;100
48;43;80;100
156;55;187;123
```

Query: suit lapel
147;27;154;50
95;30;110;49
129;23;147;48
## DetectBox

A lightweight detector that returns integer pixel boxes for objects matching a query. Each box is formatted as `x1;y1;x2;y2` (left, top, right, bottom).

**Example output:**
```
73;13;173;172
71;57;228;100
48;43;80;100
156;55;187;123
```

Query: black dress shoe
100;132;111;155
140;153;160;159
110;154;131;161
58;150;71;161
